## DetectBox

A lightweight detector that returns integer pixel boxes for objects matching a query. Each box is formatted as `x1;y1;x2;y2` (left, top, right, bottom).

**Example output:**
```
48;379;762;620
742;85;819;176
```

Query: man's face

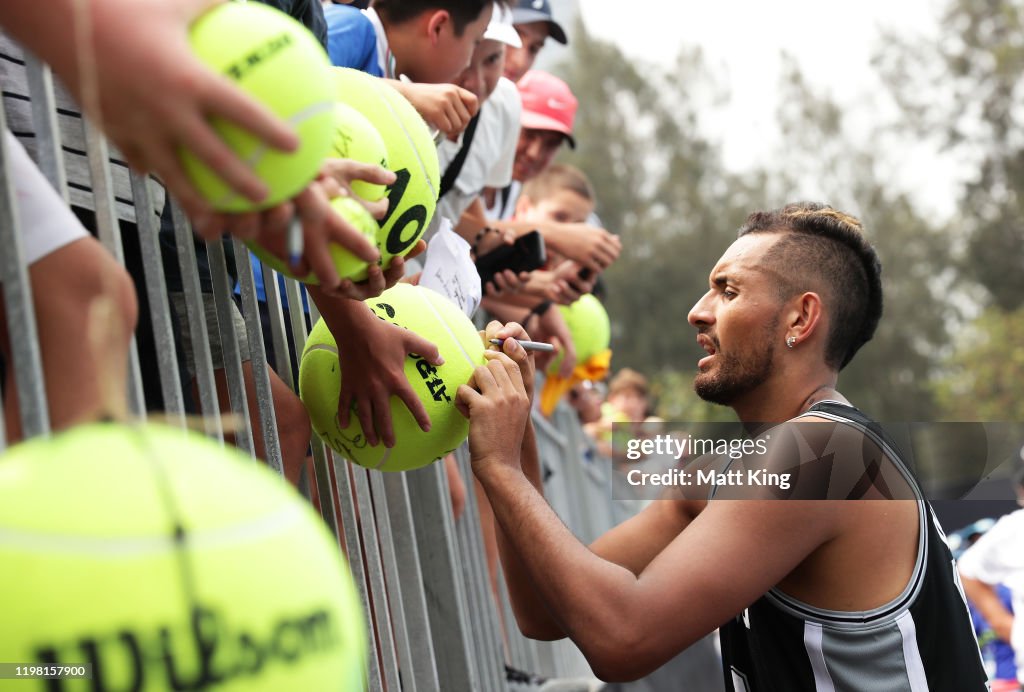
513;128;566;182
504;21;549;82
423;6;493;84
687;234;785;406
517;189;593;225
455;38;506;103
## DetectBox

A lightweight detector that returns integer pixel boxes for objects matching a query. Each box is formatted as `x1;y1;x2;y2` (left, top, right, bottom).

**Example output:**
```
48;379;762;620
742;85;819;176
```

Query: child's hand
393;81;479;138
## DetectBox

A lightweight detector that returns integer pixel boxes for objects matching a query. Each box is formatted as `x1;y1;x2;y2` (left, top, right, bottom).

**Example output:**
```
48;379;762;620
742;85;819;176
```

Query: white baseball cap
484;3;522;48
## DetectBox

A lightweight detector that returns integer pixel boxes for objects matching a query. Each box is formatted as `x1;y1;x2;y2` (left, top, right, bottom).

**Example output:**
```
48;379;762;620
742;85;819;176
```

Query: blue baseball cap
949;517;997;559
511;0;568;45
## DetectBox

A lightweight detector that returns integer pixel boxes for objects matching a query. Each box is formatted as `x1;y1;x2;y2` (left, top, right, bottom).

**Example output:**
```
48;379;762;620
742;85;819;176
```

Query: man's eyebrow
712;274;738;287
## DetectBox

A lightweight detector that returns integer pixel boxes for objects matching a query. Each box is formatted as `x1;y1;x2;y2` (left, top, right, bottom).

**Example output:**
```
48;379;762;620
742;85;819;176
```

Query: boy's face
513;128;566;182
418;6;493;84
455;38;506;104
517;189;593;226
609;389;647;421
504;22;549;82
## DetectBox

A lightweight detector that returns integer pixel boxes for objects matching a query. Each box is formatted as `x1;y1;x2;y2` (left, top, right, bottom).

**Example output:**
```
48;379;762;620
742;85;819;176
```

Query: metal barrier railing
0;42;623;690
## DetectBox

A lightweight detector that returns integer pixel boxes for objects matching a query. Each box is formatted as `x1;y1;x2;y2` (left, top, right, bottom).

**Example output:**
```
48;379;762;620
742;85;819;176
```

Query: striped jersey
720;401;988;691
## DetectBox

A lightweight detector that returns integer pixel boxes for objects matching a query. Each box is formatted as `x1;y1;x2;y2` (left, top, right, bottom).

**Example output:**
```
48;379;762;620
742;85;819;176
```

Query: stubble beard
693;321;778;406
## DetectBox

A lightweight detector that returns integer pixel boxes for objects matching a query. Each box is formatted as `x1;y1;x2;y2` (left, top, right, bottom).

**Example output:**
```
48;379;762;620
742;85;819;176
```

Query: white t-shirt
435;76;521;226
414;81;520;314
958;507;1024;682
484;179;521;221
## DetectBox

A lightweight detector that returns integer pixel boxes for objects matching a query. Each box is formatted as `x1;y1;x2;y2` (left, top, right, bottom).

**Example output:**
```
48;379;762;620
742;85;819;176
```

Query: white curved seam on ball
418;289;474;366
373;446;392;470
375;88;438;200
212;99;336;208
305;343;339;357
0;503;306;555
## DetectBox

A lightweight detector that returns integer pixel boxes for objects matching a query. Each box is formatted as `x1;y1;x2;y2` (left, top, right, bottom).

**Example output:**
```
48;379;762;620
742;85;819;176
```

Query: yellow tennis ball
328;102;389;203
246;195;378;283
332;68;440;269
0;422;366;690
299;284;484;471
548;294;611;375
182;2;336;212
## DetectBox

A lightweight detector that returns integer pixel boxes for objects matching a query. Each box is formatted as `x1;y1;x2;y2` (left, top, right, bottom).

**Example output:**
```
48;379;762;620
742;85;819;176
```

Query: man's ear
785;292;825;347
425;10;451;45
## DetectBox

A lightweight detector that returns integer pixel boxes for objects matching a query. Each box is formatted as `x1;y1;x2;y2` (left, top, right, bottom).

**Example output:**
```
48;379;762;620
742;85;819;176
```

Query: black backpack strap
438;111;481;199
499;183;513;218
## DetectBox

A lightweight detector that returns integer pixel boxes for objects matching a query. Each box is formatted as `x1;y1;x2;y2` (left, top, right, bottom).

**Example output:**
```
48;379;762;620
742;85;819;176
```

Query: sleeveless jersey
719;401;988;691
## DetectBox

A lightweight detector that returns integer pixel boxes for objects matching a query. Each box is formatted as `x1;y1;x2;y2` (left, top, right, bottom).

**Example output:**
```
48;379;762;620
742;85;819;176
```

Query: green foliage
550;17;970;422
875;0;1024;309
546;4;1024;426
552;19;771;421
769;56;963;422
934;306;1024;421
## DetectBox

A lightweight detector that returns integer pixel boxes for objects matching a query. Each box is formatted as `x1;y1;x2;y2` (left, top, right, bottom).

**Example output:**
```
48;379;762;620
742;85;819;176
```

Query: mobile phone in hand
475;230;546;287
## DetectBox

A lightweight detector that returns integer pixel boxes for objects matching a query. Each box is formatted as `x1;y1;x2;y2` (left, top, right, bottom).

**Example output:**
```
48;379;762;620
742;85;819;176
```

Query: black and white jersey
720;401;988;691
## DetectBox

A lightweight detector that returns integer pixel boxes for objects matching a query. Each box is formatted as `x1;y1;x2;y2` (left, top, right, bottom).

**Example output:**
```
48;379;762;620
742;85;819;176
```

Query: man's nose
687;291;715;329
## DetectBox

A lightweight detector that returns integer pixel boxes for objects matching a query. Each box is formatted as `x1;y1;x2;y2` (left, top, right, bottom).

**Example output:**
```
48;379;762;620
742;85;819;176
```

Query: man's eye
723;290;737;299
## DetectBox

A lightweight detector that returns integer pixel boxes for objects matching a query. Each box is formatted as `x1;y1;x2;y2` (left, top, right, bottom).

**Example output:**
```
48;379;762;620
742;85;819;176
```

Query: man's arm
458;201;621;275
388;79;477;139
459;338;841;681
482;321;695;620
958;515;1023;643
307;286;441;447
479;465;840;680
960;575;1014;642
1;0;297;220
495;430;702;642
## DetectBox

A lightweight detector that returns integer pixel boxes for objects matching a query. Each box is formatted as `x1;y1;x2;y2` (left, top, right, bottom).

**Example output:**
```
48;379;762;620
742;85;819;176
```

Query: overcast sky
564;1;962;217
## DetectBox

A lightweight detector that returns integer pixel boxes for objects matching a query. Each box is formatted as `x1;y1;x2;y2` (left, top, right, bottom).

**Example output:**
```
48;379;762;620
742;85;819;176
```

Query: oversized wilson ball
548;293;611;375
299;284;484;471
182;2;335;211
0;422;366;690
247;195;378;283
332;67;440;270
328;102;390;202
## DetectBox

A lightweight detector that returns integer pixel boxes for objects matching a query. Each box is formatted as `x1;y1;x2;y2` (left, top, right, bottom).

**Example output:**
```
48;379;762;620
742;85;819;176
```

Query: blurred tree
554;18;961;422
934;306;1024;421
554;18;769;421
875;0;1024;310
770;57;964;421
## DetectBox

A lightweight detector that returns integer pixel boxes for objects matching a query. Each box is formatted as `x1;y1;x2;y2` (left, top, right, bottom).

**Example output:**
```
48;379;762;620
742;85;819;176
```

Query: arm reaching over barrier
463;204;989;689
308;288;441;448
0;0;298;221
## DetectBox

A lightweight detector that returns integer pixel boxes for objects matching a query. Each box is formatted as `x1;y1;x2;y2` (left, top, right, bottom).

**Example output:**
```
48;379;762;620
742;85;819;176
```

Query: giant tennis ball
548;294;611;375
183;2;335;211
328;102;390;202
247;195;378;283
332;68;440;270
299;284;484;471
0;422;366;690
